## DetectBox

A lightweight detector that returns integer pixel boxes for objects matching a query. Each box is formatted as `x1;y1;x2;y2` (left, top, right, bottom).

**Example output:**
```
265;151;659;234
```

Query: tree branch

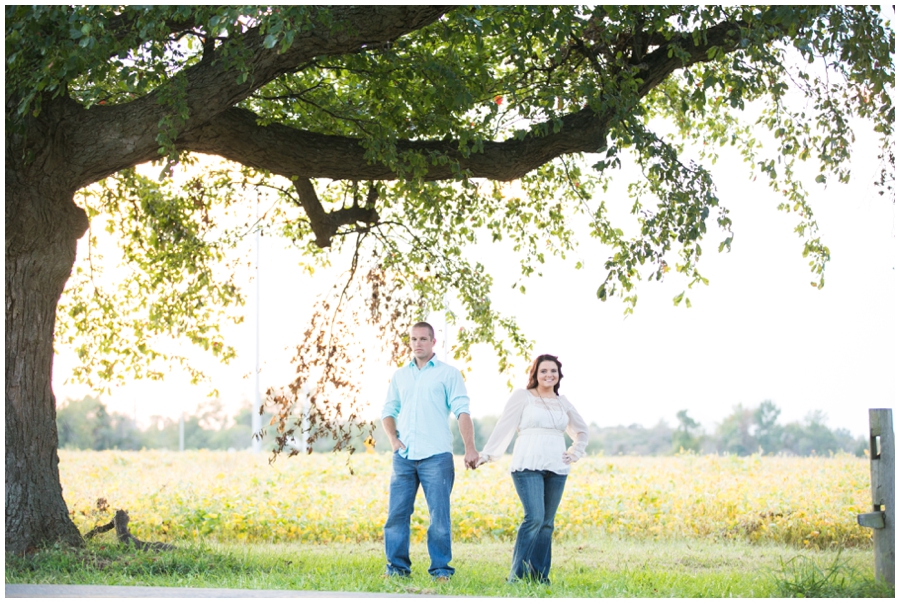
179;105;609;182
68;7;818;196
67;6;453;188
179;12;806;188
293;178;379;248
102;10;206;48
636;19;747;94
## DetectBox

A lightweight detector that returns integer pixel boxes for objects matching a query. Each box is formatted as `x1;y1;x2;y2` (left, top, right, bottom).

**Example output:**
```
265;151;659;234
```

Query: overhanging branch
294;178;379;248
179;13;795;186
180;106;610;182
67;6;453;188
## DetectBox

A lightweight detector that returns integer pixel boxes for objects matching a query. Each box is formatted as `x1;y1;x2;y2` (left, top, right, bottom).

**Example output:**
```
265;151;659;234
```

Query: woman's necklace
535;390;562;426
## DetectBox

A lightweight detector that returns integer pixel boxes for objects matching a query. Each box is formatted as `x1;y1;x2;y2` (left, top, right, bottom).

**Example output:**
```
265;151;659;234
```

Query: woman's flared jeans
509;469;568;583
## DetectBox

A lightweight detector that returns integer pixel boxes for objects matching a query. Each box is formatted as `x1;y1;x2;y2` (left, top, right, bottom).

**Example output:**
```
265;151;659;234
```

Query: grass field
6;450;889;597
57;450;872;549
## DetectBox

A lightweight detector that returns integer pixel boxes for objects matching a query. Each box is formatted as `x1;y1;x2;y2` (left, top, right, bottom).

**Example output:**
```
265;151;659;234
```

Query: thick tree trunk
5;166;88;554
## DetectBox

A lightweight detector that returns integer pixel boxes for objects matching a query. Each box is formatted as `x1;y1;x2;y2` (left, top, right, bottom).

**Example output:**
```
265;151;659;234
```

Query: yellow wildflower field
59;450;873;549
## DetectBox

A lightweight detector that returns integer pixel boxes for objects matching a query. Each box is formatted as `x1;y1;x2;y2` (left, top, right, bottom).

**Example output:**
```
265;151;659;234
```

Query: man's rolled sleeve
446;368;471;418
381;377;401;420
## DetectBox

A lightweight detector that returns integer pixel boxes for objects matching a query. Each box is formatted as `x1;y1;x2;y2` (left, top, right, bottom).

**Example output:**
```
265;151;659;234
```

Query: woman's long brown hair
525;354;563;395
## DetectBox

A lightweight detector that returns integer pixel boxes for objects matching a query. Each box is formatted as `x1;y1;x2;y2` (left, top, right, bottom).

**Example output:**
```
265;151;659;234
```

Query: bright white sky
53;132;896;441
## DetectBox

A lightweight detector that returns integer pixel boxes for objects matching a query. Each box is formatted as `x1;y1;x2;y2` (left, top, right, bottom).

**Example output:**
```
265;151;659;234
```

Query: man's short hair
411;321;435;339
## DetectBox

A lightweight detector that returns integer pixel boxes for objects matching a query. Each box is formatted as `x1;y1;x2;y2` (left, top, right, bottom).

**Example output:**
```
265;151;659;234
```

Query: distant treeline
449;400;866;457
56;396;264;452
57;396;866;457
592;403;867;457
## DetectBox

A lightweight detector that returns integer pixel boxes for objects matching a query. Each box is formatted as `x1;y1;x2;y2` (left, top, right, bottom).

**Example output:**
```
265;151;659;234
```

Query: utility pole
251;202;262;453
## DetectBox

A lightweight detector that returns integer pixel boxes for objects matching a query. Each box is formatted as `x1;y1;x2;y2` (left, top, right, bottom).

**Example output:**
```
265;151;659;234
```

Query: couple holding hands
381;322;589;584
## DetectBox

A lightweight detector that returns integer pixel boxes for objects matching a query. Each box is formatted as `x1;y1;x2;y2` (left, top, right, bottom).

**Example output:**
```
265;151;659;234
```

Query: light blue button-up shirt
381;355;470;461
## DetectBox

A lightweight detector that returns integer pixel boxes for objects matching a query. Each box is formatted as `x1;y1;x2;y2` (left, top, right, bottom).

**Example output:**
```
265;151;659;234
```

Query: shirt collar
408;354;438;369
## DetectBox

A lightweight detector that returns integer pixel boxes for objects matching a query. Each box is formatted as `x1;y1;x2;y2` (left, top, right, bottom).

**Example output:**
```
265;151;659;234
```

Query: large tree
5;6;893;554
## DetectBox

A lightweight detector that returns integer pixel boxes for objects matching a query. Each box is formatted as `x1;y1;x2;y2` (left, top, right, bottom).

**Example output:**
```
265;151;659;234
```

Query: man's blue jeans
384;451;455;577
509;469;568;583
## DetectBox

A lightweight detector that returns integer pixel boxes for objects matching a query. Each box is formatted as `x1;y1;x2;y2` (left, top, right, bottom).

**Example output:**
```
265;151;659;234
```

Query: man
381;321;479;580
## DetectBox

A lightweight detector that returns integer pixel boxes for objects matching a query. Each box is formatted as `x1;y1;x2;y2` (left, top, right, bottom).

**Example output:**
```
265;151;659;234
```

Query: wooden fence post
857;408;894;586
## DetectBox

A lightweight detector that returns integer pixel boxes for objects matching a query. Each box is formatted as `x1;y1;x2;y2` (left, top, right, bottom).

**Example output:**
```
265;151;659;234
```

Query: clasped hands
391;437;577;470
464;449;480;470
392;441;487;470
466;451;577;470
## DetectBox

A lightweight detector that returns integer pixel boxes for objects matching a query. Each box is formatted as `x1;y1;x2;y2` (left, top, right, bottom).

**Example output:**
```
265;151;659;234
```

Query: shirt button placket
410;368;421;459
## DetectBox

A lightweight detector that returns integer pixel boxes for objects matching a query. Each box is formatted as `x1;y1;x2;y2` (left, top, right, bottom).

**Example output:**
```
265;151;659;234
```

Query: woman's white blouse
479;389;589;474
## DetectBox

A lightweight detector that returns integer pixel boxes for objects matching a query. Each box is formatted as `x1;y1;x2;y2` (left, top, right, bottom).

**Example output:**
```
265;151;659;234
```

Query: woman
477;354;589;584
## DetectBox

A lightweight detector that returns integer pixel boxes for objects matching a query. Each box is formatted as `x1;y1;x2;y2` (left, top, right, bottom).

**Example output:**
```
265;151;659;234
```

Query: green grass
774;551;894;598
6;537;891;597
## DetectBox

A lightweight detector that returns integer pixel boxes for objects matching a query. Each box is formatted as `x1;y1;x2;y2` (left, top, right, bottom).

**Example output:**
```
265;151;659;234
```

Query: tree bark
5;115;89;554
